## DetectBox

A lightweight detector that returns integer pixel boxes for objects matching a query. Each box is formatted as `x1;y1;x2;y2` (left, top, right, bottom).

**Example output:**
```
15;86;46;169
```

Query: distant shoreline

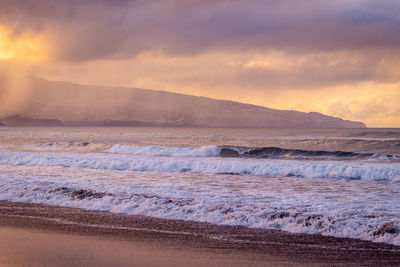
0;118;369;129
1;201;399;266
0;114;366;128
2;125;400;129
0;124;373;129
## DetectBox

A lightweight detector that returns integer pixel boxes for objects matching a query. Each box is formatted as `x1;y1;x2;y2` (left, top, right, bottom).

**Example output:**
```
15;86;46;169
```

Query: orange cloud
0;26;49;62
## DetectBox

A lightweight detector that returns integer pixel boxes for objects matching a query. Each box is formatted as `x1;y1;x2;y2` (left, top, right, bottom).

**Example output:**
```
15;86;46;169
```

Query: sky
0;0;400;127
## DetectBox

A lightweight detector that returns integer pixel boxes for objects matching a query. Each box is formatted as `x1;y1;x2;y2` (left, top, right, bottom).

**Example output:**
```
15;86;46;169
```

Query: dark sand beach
1;201;399;266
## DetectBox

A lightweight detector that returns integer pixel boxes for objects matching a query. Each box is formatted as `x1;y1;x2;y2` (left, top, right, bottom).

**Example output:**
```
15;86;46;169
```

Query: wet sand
1;227;290;267
1;201;400;266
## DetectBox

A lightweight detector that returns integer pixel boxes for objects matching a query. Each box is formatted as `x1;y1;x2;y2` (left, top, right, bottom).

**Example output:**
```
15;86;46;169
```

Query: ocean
0;127;399;245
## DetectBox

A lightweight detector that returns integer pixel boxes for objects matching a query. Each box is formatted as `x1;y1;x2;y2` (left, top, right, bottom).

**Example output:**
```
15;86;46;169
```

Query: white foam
0;164;399;245
0;151;399;181
109;144;220;157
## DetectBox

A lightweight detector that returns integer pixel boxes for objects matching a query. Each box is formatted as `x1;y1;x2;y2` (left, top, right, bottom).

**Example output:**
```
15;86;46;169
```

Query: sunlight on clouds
229;52;298;71
243;60;271;68
0;26;49;62
242;82;400;127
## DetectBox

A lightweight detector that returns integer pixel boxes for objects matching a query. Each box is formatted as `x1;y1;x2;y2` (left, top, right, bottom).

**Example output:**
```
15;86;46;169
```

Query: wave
218;146;377;159
1;168;399;245
108;144;220;157
0;151;399;181
108;144;396;160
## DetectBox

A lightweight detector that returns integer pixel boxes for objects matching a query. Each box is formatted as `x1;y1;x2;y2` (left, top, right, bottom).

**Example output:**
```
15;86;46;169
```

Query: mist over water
0;69;33;117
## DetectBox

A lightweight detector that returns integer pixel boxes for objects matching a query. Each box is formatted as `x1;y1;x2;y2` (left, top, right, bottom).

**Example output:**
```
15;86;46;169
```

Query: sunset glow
1;2;400;263
0;26;47;62
0;0;399;127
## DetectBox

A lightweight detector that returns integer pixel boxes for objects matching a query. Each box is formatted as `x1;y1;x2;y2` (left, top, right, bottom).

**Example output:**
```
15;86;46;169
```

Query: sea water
0;127;399;245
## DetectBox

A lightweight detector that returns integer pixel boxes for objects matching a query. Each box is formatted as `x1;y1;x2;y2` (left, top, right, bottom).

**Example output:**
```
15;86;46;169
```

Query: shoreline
1;201;400;266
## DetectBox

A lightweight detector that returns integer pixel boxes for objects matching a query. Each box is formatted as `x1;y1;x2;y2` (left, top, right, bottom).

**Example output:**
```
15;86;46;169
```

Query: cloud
1;0;400;62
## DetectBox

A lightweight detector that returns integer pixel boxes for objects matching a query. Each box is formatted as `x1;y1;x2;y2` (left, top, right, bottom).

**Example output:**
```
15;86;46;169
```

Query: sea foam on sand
0;149;399;245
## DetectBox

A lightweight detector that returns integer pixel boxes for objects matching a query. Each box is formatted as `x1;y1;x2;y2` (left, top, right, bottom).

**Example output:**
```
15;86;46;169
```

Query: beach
1;201;400;266
1;127;400;265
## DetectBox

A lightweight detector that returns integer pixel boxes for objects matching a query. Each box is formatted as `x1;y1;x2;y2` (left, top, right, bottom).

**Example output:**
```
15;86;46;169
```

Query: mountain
0;76;365;128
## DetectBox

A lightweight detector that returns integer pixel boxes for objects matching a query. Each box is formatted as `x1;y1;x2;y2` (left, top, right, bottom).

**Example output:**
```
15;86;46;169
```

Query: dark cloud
1;0;400;61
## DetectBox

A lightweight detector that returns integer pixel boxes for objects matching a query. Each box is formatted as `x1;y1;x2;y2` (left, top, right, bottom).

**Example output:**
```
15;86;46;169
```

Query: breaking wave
109;144;396;161
109;144;220;157
0;151;399;181
1;169;399;245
